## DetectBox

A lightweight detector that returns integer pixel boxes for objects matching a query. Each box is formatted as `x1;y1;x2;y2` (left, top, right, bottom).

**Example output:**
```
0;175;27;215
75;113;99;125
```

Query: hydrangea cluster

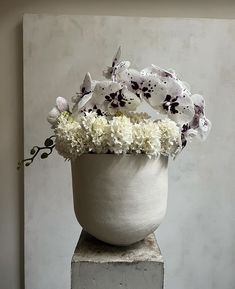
54;111;180;159
47;47;211;160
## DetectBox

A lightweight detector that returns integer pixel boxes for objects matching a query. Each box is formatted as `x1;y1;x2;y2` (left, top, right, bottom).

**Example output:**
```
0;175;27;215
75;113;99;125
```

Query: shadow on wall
16;21;24;289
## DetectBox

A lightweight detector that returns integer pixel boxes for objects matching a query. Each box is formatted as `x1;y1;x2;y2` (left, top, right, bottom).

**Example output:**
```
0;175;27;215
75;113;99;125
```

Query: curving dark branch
17;135;56;170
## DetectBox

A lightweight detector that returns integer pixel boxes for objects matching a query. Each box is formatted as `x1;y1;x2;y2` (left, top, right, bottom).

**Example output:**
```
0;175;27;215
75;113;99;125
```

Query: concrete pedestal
71;230;164;289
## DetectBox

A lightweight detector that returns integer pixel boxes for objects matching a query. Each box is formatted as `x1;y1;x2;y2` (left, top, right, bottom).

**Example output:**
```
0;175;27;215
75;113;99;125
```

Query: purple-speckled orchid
73;79;141;116
189;94;211;140
47;96;69;125
181;94;211;147
140;65;194;125
71;72;97;117
103;47;130;81
103;49;195;125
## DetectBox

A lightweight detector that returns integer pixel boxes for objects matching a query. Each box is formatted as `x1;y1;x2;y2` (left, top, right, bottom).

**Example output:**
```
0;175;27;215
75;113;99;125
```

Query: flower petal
103;47;122;79
117;68;143;96
107;87;141;114
150;64;176;78
112;46;121;68
140;66;156;76
56;97;69;112
78;81;123;115
92;81;123;104
77;92;93;110
141;75;167;106
47;107;60;124
112;61;131;78
197;116;212;140
80;72;92;95
191;94;205;108
167;95;194;125
164;78;185;98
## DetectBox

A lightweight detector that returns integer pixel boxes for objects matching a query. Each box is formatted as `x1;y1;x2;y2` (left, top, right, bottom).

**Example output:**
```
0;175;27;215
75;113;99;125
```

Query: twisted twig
17;135;56;170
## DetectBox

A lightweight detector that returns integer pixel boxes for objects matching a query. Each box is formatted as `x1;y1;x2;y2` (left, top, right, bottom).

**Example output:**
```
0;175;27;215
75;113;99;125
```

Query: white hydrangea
157;118;180;156
108;115;133;154
79;112;110;153
55;112;87;159
131;122;161;158
53;111;183;160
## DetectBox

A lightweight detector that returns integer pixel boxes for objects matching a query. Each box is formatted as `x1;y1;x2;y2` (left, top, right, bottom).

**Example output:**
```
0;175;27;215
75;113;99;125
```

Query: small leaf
44;138;53;147
25;162;30;166
41;152;48;159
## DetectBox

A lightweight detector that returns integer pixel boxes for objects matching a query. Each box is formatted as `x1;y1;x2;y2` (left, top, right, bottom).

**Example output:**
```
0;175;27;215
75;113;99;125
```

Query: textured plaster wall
1;1;235;289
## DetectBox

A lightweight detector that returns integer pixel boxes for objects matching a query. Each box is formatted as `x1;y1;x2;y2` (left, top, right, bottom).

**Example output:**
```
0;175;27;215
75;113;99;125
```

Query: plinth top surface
72;230;163;264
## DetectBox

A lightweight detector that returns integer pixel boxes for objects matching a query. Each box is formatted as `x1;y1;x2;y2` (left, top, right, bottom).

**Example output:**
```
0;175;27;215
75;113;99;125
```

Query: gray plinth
71;230;164;289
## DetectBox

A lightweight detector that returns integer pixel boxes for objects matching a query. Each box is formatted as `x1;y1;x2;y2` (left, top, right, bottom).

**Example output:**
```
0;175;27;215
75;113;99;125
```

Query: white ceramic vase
71;154;168;246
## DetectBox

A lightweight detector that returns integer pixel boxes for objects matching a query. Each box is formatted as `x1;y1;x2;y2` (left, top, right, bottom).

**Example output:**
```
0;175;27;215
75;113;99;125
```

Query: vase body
71;154;168;246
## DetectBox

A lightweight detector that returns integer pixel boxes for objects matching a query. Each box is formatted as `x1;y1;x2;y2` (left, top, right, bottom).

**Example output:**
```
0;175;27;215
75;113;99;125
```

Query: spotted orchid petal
92;81;123;104
190;94;206;129
112;46;121;67
78;81;123;116
47;107;60;125
191;94;205;108
181;94;211;143
140;69;194;124
103;46;122;79
142;64;176;79
80;100;107;116
56;97;69;112
117;68;143;98
112;61;131;80
198;116;211;140
106;87;141;114
77;92;93;110
154;66;177;79
80;72;92;95
164;95;194;125
140;66;155;76
167;69;177;78
145;65;191;97
72;73;97;117
165;78;185;99
140;74;167;106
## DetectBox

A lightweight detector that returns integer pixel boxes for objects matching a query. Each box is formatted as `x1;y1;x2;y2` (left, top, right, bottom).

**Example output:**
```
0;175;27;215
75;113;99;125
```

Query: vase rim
71;153;168;161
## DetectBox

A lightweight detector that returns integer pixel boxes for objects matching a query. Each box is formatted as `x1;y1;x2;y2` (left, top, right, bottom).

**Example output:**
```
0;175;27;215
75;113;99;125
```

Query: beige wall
1;1;235;289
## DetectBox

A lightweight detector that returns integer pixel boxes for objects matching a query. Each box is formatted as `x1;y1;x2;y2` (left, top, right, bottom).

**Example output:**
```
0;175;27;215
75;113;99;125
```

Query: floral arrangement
18;48;211;168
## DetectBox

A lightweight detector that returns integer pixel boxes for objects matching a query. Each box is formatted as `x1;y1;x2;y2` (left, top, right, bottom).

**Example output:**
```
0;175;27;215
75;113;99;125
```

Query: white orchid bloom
181;94;211;146
76;80;140;116
158;93;194;125
47;107;60;125
47;96;69;125
103;46;131;81
72;73;97;118
198;117;211;140
56;96;69;111
190;94;211;140
105;86;141;114
116;68;143;99
139;65;194;125
115;64;194;125
76;81;123;116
